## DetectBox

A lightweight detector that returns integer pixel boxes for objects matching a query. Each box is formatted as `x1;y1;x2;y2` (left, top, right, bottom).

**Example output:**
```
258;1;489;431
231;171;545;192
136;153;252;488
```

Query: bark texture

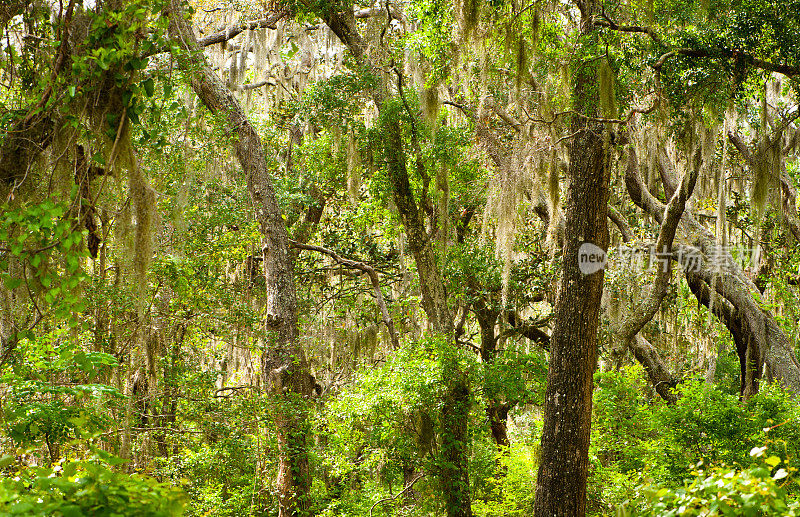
166;4;313;515
610;149;697;403
475;305;510;450
533;6;610;515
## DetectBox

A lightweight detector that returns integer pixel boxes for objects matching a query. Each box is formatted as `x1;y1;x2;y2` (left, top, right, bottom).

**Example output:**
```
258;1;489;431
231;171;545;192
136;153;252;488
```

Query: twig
369;473;426;517
288;240;401;349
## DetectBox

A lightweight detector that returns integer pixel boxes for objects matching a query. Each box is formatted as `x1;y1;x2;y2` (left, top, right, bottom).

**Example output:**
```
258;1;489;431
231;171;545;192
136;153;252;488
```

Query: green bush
651;381;800;484
631;453;799;516
654;381;750;478
593;365;660;474
0;454;186;516
472;443;538;517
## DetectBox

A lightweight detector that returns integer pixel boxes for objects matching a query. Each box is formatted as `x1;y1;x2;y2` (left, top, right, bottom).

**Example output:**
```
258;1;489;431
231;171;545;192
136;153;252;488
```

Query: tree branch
196;12;286;47
594;16;662;45
625;147;667;224
617;159;698;341
369;473;426;517
653;48;800;77
607;206;631;243
288;240;400;349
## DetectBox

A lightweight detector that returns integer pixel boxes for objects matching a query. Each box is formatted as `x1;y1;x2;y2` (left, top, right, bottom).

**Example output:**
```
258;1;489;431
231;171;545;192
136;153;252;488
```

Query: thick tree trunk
685;273;756;395
166;4;313;515
533;6;610;516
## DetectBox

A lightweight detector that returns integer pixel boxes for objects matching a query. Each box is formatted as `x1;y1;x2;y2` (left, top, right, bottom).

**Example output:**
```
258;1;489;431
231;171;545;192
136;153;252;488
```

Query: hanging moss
459;0;481;39
597;59;617;119
715;107;736;246
239;29;251;80
255;27;267;70
752;87;783;222
752;137;782;222
421;86;440;128
481;138;547;306
112;130;157;314
346;130;361;204
700;122;716;175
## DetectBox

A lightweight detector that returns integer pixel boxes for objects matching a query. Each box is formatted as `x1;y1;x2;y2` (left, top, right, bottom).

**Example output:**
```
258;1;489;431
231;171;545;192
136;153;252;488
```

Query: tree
321;4;474;513
532;0;611;513
165;3;315;514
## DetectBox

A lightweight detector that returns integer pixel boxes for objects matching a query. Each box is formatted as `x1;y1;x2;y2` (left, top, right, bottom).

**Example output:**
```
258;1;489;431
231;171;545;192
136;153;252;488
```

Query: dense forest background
2;0;800;515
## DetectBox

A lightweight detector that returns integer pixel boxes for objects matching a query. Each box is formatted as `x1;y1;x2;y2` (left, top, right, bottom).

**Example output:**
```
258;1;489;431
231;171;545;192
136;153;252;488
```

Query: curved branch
289;240;400;349
625;147;667;223
594;16;662;45
628;335;678;403
196;12;286;47
607;206;632;243
625;142;800;397
617;160;698;341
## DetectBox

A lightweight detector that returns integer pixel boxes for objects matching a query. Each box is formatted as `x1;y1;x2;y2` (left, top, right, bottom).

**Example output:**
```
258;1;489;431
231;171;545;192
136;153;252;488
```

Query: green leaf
142;77;154;97
0;455;14;469
63;461;78;477
765;456;781;468
127;108;140;125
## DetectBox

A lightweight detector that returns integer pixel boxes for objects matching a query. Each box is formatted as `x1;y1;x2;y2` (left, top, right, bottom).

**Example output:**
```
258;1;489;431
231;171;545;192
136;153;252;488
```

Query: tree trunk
475;305;510;450
381;107;473;517
166;4;313;515
533;5;610;515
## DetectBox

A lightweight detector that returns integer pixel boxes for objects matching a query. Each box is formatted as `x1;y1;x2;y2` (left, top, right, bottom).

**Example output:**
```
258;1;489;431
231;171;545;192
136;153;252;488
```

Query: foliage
472;443;538;517
2;0;800;514
0;453;186;516
633;453;800;516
